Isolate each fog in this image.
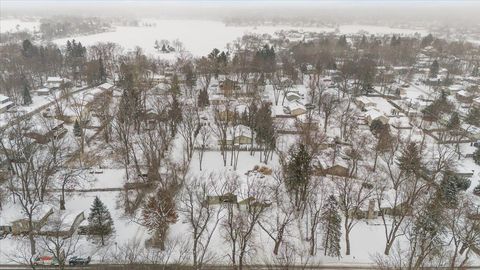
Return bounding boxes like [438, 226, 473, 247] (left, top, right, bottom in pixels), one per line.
[2, 0, 480, 26]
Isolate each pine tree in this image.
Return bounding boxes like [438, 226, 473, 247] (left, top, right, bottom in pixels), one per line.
[98, 57, 107, 83]
[447, 112, 460, 130]
[197, 89, 209, 107]
[88, 196, 114, 246]
[22, 84, 32, 105]
[429, 60, 439, 78]
[284, 144, 313, 209]
[465, 107, 480, 126]
[322, 195, 342, 258]
[439, 177, 458, 208]
[73, 120, 82, 137]
[397, 142, 423, 176]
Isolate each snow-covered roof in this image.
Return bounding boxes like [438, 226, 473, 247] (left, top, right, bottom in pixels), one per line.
[0, 101, 14, 110]
[456, 90, 470, 97]
[36, 88, 50, 93]
[226, 124, 253, 140]
[288, 102, 306, 112]
[0, 95, 10, 103]
[355, 96, 375, 106]
[448, 84, 464, 92]
[364, 109, 388, 123]
[98, 82, 114, 90]
[47, 77, 63, 82]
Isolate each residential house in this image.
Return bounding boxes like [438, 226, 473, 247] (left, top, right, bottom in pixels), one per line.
[206, 193, 237, 205]
[286, 92, 302, 102]
[222, 124, 254, 146]
[98, 82, 114, 92]
[355, 96, 376, 110]
[456, 90, 473, 103]
[25, 119, 67, 144]
[0, 95, 14, 113]
[38, 212, 85, 238]
[219, 79, 239, 96]
[36, 88, 51, 96]
[364, 109, 389, 125]
[473, 97, 480, 109]
[288, 102, 307, 116]
[238, 197, 272, 211]
[46, 77, 64, 90]
[11, 207, 54, 235]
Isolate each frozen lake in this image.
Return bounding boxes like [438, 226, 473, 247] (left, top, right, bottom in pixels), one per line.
[50, 19, 427, 57]
[0, 18, 427, 57]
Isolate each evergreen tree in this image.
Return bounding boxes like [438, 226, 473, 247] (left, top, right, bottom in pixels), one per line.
[22, 84, 32, 105]
[429, 60, 439, 78]
[98, 57, 107, 83]
[22, 39, 36, 58]
[169, 74, 181, 96]
[197, 89, 209, 107]
[87, 196, 114, 246]
[284, 143, 313, 209]
[322, 195, 342, 258]
[472, 64, 479, 77]
[421, 34, 434, 48]
[465, 107, 480, 126]
[337, 35, 348, 48]
[439, 177, 458, 208]
[397, 142, 423, 176]
[447, 112, 460, 130]
[73, 120, 82, 137]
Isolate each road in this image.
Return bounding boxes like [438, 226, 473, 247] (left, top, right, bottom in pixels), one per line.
[2, 264, 480, 270]
[0, 264, 376, 270]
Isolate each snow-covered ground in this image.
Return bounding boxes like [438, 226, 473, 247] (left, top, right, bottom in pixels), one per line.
[0, 19, 39, 33]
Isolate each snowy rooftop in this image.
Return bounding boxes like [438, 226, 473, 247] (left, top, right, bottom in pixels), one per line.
[0, 94, 10, 103]
[46, 77, 63, 82]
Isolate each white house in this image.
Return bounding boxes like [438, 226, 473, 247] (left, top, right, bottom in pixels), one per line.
[98, 82, 114, 91]
[355, 96, 376, 110]
[46, 77, 64, 89]
[364, 109, 389, 125]
[36, 88, 51, 96]
[288, 102, 307, 116]
[0, 95, 14, 113]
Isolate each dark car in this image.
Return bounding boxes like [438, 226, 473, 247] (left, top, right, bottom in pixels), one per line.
[69, 256, 91, 266]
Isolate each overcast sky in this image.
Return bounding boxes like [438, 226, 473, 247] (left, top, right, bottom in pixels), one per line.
[1, 1, 479, 25]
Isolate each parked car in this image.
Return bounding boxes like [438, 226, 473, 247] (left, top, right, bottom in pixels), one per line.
[69, 256, 91, 266]
[34, 256, 59, 266]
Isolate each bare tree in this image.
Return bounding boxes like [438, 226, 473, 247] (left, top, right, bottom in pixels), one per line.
[196, 124, 210, 171]
[258, 171, 295, 255]
[179, 174, 223, 269]
[222, 174, 269, 270]
[336, 176, 373, 255]
[178, 105, 200, 162]
[39, 213, 81, 269]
